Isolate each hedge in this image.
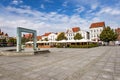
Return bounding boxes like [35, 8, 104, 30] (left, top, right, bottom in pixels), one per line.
[70, 43, 98, 48]
[56, 43, 98, 48]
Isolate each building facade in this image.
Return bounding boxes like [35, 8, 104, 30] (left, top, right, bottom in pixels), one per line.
[115, 28, 120, 41]
[23, 33, 33, 39]
[41, 32, 51, 41]
[78, 30, 89, 40]
[66, 27, 80, 40]
[66, 27, 89, 40]
[37, 36, 42, 41]
[48, 33, 57, 41]
[89, 22, 105, 42]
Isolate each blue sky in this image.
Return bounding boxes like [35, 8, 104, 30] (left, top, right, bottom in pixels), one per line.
[0, 0, 120, 36]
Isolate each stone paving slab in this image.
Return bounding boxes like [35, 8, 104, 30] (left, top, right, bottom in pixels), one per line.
[0, 46, 120, 80]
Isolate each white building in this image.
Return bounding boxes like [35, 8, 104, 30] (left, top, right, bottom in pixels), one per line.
[79, 30, 89, 40]
[66, 27, 89, 40]
[48, 33, 57, 41]
[66, 27, 80, 40]
[41, 32, 51, 41]
[89, 22, 105, 42]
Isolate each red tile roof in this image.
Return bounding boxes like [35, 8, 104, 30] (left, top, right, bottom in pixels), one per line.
[37, 36, 42, 40]
[72, 27, 80, 32]
[0, 29, 8, 36]
[115, 28, 120, 40]
[117, 35, 120, 41]
[5, 33, 8, 36]
[23, 33, 33, 38]
[0, 32, 4, 35]
[90, 22, 105, 28]
[115, 28, 120, 34]
[43, 32, 51, 36]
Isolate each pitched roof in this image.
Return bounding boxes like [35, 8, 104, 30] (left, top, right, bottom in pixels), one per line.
[37, 36, 42, 40]
[5, 33, 8, 36]
[43, 32, 51, 36]
[0, 29, 8, 36]
[118, 35, 120, 40]
[115, 28, 120, 32]
[90, 22, 105, 28]
[115, 28, 120, 34]
[66, 29, 72, 33]
[72, 27, 80, 32]
[23, 33, 33, 38]
[1, 32, 4, 35]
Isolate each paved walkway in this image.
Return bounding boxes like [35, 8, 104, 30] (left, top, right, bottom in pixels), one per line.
[0, 46, 120, 80]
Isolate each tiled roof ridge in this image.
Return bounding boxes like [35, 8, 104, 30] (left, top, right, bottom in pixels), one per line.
[90, 22, 105, 28]
[72, 27, 80, 32]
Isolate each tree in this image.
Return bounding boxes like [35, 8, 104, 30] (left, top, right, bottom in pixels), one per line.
[100, 26, 117, 43]
[0, 39, 2, 43]
[8, 38, 16, 46]
[56, 32, 67, 41]
[0, 38, 7, 47]
[74, 33, 82, 40]
[44, 38, 48, 41]
[21, 37, 29, 45]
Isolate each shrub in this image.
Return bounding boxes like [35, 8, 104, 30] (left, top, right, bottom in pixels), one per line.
[69, 43, 98, 48]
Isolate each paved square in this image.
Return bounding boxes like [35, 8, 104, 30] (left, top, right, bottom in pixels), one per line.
[0, 46, 120, 80]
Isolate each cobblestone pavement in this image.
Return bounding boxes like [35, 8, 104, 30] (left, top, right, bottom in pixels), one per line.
[0, 46, 120, 80]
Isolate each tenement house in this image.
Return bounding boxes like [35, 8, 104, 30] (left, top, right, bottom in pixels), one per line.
[89, 22, 105, 42]
[66, 27, 80, 40]
[66, 27, 89, 40]
[41, 32, 51, 41]
[115, 28, 120, 41]
[48, 32, 57, 41]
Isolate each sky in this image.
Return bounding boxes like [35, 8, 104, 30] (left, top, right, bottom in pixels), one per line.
[0, 0, 120, 37]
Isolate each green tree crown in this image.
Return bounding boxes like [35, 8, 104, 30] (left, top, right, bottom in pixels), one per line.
[74, 33, 82, 40]
[56, 32, 67, 41]
[100, 26, 117, 42]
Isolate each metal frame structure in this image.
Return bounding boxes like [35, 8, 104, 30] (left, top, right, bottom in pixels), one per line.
[17, 27, 37, 52]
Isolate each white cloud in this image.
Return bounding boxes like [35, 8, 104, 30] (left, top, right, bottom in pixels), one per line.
[20, 5, 31, 9]
[0, 5, 120, 37]
[44, 0, 53, 3]
[40, 4, 45, 9]
[11, 0, 23, 5]
[69, 0, 99, 7]
[12, 0, 18, 5]
[89, 6, 120, 28]
[0, 6, 90, 36]
[98, 7, 120, 15]
[5, 6, 44, 17]
[74, 6, 85, 13]
[62, 1, 68, 7]
[91, 4, 98, 10]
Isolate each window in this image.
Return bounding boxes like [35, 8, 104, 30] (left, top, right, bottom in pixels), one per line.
[68, 34, 70, 36]
[91, 30, 92, 33]
[97, 34, 99, 37]
[97, 29, 98, 32]
[69, 34, 70, 36]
